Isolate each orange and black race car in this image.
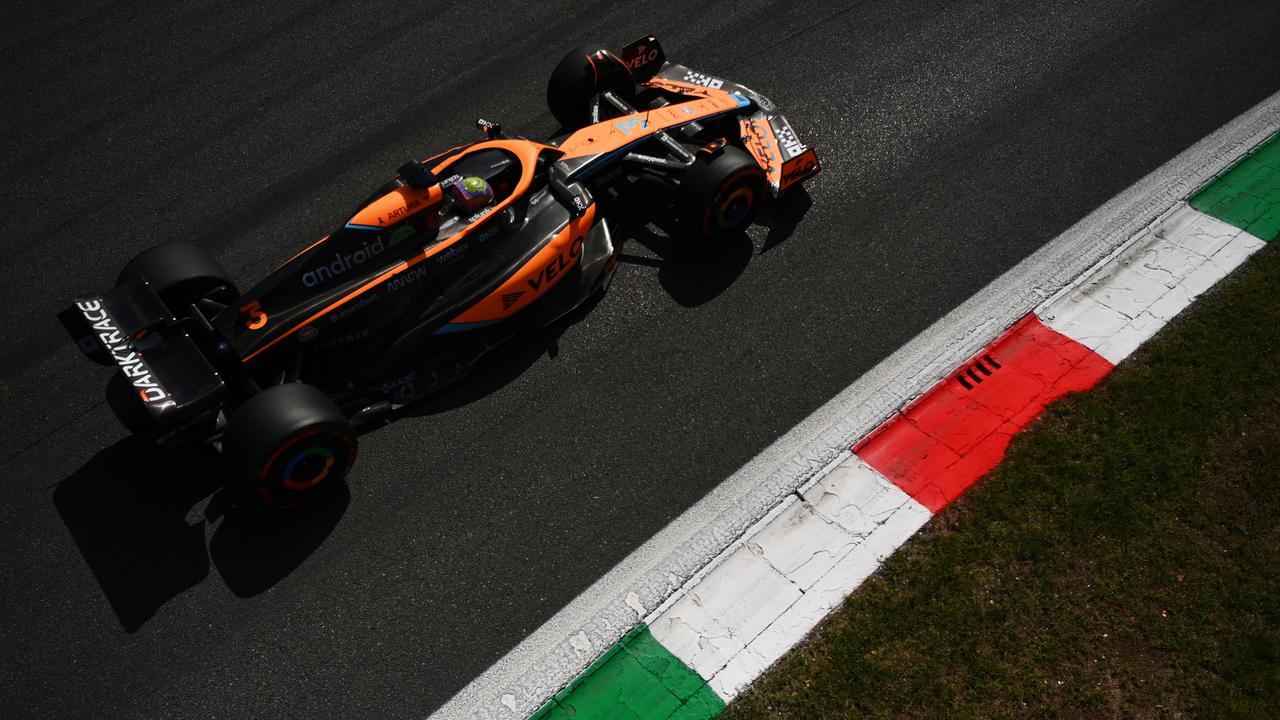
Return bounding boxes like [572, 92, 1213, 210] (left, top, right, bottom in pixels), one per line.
[58, 36, 820, 508]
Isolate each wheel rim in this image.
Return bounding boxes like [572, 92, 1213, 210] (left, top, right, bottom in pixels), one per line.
[717, 186, 756, 230]
[258, 427, 355, 505]
[281, 445, 337, 490]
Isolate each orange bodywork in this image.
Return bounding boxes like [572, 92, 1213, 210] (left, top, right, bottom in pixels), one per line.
[451, 203, 597, 324]
[558, 94, 742, 159]
[644, 76, 723, 100]
[243, 139, 554, 362]
[739, 114, 784, 189]
[348, 183, 445, 229]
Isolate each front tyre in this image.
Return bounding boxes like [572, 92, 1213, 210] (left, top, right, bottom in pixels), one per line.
[546, 46, 633, 130]
[224, 383, 357, 510]
[678, 147, 768, 244]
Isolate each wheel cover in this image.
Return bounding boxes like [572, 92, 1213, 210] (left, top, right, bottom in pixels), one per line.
[259, 427, 355, 501]
[718, 186, 756, 229]
[281, 445, 337, 490]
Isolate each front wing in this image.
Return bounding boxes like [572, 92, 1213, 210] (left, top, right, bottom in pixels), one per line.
[644, 63, 821, 195]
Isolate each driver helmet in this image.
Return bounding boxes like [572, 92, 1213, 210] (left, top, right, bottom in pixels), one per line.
[451, 176, 494, 212]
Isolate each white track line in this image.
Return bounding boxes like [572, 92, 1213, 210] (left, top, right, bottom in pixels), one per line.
[428, 90, 1280, 720]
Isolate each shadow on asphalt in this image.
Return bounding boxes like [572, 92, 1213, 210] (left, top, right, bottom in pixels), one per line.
[53, 437, 347, 632]
[613, 176, 813, 305]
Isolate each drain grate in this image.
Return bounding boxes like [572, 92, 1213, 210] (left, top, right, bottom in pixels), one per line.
[956, 353, 1002, 390]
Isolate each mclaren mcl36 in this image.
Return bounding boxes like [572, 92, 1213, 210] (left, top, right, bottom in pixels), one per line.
[60, 36, 821, 509]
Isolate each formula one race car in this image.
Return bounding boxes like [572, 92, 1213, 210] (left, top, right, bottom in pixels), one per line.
[59, 36, 820, 508]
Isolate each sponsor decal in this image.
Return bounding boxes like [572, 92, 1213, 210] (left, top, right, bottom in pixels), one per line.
[622, 43, 655, 70]
[383, 196, 424, 224]
[318, 328, 371, 349]
[386, 263, 429, 293]
[75, 299, 175, 410]
[774, 119, 808, 159]
[682, 70, 724, 90]
[527, 236, 584, 293]
[465, 206, 494, 224]
[742, 116, 782, 179]
[625, 45, 659, 71]
[782, 153, 820, 187]
[380, 371, 417, 400]
[329, 293, 378, 322]
[388, 225, 416, 246]
[435, 241, 469, 264]
[298, 325, 319, 343]
[501, 291, 525, 310]
[475, 226, 500, 244]
[741, 87, 776, 111]
[302, 236, 386, 288]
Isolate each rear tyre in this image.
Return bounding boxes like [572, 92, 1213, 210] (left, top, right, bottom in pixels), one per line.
[677, 147, 768, 244]
[547, 46, 633, 130]
[223, 383, 358, 510]
[116, 242, 239, 314]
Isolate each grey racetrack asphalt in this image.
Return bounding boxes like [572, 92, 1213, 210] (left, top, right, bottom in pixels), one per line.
[2, 1, 1278, 717]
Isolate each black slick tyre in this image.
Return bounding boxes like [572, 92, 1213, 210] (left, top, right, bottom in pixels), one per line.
[678, 147, 768, 244]
[116, 242, 239, 314]
[223, 383, 357, 510]
[547, 46, 633, 130]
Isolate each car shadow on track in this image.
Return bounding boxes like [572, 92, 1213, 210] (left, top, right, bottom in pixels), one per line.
[612, 178, 814, 307]
[54, 437, 347, 632]
[399, 285, 607, 418]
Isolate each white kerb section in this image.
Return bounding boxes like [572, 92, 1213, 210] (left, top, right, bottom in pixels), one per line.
[1038, 204, 1267, 363]
[645, 454, 931, 702]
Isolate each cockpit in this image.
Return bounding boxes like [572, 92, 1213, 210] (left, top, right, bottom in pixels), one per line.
[434, 148, 524, 237]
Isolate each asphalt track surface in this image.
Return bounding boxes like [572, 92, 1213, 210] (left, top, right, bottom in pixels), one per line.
[2, 1, 1279, 717]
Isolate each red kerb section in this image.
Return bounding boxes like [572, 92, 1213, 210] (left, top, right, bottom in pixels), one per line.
[855, 314, 1114, 513]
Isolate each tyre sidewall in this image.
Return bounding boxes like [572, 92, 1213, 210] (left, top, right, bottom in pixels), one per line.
[250, 423, 357, 509]
[225, 384, 357, 510]
[680, 148, 767, 243]
[698, 166, 766, 242]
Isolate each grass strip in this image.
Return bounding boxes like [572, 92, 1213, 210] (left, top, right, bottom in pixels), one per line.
[724, 241, 1280, 719]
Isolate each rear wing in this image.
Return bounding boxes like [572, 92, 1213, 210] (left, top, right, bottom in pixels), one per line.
[58, 276, 227, 428]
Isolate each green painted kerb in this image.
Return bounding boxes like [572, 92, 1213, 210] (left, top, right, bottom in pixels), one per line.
[530, 624, 725, 720]
[1190, 132, 1280, 242]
